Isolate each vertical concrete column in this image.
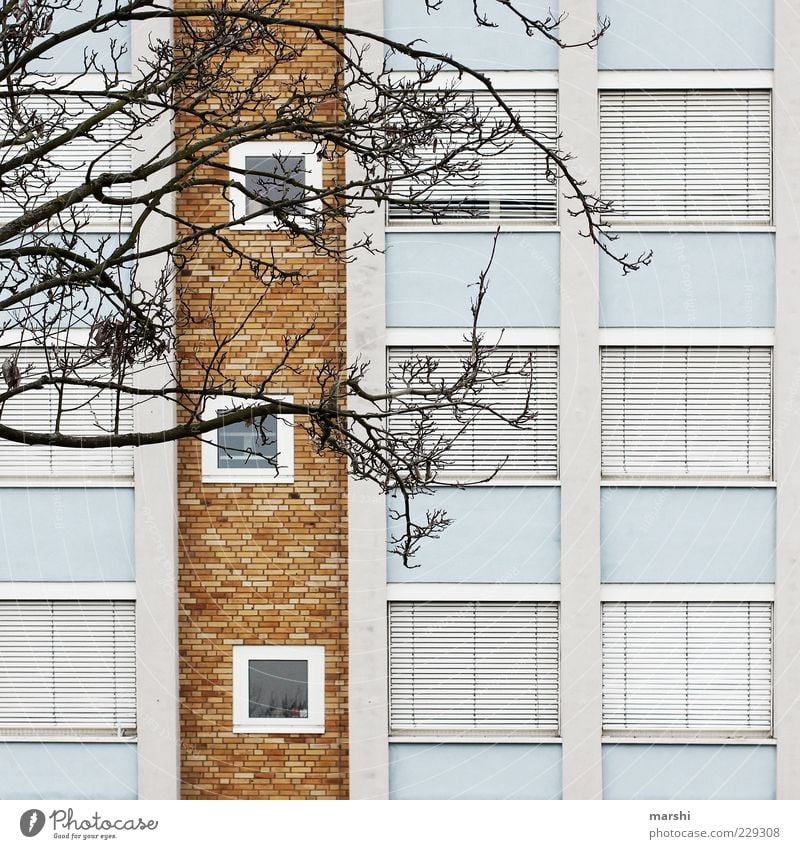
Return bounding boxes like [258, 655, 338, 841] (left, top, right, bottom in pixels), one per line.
[773, 0, 800, 802]
[558, 1, 602, 800]
[345, 0, 390, 800]
[131, 11, 180, 799]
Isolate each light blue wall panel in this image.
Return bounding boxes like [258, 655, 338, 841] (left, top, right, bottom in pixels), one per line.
[390, 743, 561, 799]
[603, 744, 775, 800]
[0, 743, 137, 799]
[601, 487, 775, 583]
[5, 234, 131, 329]
[37, 2, 131, 73]
[598, 1, 773, 70]
[0, 489, 134, 581]
[385, 1, 557, 70]
[388, 487, 560, 582]
[386, 232, 559, 327]
[600, 233, 775, 328]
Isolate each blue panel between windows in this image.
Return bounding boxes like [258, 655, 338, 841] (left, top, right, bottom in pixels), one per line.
[603, 744, 776, 800]
[0, 488, 134, 581]
[598, 0, 773, 70]
[384, 0, 558, 71]
[0, 743, 137, 800]
[38, 2, 132, 73]
[388, 486, 560, 582]
[600, 233, 775, 329]
[389, 743, 562, 800]
[386, 232, 560, 328]
[601, 487, 775, 584]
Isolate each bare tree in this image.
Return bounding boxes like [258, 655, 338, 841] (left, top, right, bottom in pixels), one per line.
[0, 0, 647, 564]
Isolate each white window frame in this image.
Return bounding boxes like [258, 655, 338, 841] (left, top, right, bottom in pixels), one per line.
[600, 585, 774, 742]
[598, 82, 772, 226]
[200, 395, 294, 484]
[384, 76, 559, 231]
[387, 584, 560, 740]
[228, 141, 322, 229]
[385, 328, 560, 484]
[0, 583, 137, 741]
[0, 337, 135, 486]
[233, 645, 325, 734]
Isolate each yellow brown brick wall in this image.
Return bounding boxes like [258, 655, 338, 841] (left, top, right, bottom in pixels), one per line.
[175, 0, 348, 799]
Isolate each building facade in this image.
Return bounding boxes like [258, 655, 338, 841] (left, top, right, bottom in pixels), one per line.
[2, 0, 800, 803]
[0, 8, 179, 799]
[175, 0, 349, 798]
[348, 0, 800, 801]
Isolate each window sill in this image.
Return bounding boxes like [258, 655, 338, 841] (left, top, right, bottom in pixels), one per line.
[601, 479, 776, 488]
[386, 221, 560, 233]
[390, 735, 561, 744]
[201, 474, 295, 485]
[602, 735, 775, 746]
[602, 222, 775, 233]
[233, 724, 325, 735]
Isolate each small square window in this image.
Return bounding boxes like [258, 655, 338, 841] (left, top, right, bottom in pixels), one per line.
[229, 142, 322, 229]
[233, 646, 325, 733]
[200, 395, 294, 483]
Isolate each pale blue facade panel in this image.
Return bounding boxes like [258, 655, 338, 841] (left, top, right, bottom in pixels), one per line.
[601, 487, 775, 583]
[390, 743, 561, 799]
[0, 488, 134, 581]
[598, 1, 773, 70]
[386, 232, 559, 327]
[600, 233, 775, 328]
[388, 486, 560, 582]
[0, 743, 137, 799]
[40, 3, 131, 73]
[603, 744, 776, 800]
[385, 1, 557, 70]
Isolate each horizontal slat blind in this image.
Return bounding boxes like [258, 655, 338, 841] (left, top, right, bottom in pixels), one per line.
[387, 346, 558, 478]
[0, 600, 136, 731]
[389, 601, 559, 732]
[0, 347, 134, 478]
[600, 89, 771, 221]
[601, 346, 772, 478]
[0, 96, 132, 225]
[388, 90, 558, 221]
[602, 601, 772, 732]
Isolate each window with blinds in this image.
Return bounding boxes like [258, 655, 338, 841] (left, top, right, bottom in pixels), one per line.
[0, 347, 134, 479]
[602, 601, 772, 733]
[388, 90, 558, 221]
[600, 89, 771, 222]
[387, 346, 559, 479]
[0, 600, 137, 733]
[0, 95, 133, 226]
[601, 346, 772, 479]
[388, 601, 559, 733]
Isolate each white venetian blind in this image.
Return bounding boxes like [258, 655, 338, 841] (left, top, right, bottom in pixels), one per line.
[0, 600, 137, 732]
[0, 347, 134, 478]
[600, 89, 771, 221]
[0, 94, 132, 226]
[601, 346, 772, 479]
[389, 601, 559, 733]
[387, 346, 558, 479]
[602, 601, 772, 733]
[388, 90, 558, 221]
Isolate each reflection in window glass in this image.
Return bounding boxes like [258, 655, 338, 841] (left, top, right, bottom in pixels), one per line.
[244, 155, 307, 217]
[216, 411, 277, 469]
[248, 659, 309, 719]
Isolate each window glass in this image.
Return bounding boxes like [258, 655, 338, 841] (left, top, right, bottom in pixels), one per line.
[215, 411, 278, 469]
[248, 659, 309, 719]
[244, 155, 307, 217]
